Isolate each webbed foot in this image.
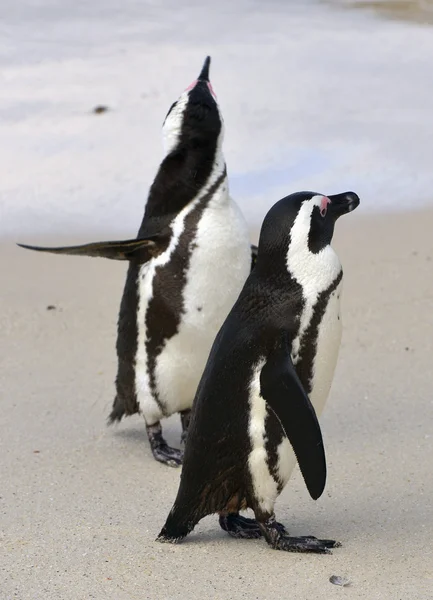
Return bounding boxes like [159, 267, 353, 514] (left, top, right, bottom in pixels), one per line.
[258, 515, 341, 554]
[146, 422, 182, 467]
[219, 513, 286, 539]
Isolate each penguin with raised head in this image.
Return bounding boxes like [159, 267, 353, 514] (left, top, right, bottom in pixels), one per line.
[157, 190, 360, 553]
[18, 56, 255, 467]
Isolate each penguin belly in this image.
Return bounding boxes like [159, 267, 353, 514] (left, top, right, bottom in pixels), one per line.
[137, 200, 251, 425]
[248, 282, 343, 511]
[307, 279, 343, 417]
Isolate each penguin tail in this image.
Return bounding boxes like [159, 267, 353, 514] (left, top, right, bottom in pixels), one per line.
[107, 397, 125, 424]
[107, 390, 141, 425]
[156, 504, 198, 544]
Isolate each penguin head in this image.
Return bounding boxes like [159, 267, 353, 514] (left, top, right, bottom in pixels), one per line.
[257, 191, 360, 277]
[162, 56, 223, 156]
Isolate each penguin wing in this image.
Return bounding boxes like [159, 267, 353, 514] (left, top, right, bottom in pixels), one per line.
[17, 236, 166, 263]
[260, 341, 326, 500]
[250, 245, 258, 270]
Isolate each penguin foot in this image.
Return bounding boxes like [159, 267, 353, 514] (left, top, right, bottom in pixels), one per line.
[151, 443, 183, 467]
[146, 422, 183, 467]
[219, 513, 286, 539]
[258, 515, 341, 554]
[219, 514, 262, 539]
[272, 536, 341, 554]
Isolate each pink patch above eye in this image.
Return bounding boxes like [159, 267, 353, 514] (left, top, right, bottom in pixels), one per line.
[207, 82, 217, 98]
[320, 196, 331, 217]
[184, 80, 217, 98]
[185, 79, 198, 92]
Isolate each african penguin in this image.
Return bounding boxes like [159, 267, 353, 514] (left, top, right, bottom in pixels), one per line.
[18, 56, 255, 467]
[157, 190, 360, 553]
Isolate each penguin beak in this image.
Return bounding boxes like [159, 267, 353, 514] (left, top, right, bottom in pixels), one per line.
[328, 192, 360, 218]
[185, 56, 216, 99]
[198, 56, 211, 82]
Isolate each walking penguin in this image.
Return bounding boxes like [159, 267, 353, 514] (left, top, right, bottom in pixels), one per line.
[157, 190, 360, 552]
[18, 57, 255, 466]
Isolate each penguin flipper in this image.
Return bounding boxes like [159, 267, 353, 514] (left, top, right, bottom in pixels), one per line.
[260, 338, 327, 501]
[17, 236, 165, 263]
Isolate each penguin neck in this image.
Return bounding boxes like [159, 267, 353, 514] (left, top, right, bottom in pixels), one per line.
[285, 203, 343, 297]
[254, 240, 342, 307]
[286, 240, 342, 299]
[143, 135, 227, 223]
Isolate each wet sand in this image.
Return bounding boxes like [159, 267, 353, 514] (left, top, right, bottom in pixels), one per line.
[1, 208, 433, 599]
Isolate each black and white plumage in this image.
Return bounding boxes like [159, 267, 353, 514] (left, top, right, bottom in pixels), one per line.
[18, 57, 255, 466]
[158, 190, 360, 553]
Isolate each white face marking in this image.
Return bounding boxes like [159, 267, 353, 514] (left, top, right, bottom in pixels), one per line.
[287, 195, 341, 293]
[161, 85, 224, 157]
[161, 92, 189, 156]
[287, 195, 342, 360]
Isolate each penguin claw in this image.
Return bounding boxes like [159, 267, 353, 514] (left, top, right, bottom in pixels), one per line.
[146, 422, 183, 467]
[258, 517, 340, 554]
[151, 444, 183, 467]
[272, 535, 341, 554]
[290, 535, 342, 548]
[219, 514, 262, 539]
[296, 536, 342, 549]
[219, 514, 287, 539]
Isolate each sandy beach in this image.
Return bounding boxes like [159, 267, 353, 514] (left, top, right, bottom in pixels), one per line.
[2, 0, 433, 597]
[1, 208, 432, 599]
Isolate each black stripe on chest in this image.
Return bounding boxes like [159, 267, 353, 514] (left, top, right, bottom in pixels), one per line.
[265, 269, 343, 487]
[113, 262, 141, 415]
[145, 170, 227, 413]
[294, 269, 343, 394]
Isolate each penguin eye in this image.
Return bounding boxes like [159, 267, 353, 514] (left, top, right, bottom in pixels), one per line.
[319, 197, 330, 218]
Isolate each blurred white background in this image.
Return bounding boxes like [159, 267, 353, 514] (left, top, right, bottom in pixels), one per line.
[1, 0, 432, 238]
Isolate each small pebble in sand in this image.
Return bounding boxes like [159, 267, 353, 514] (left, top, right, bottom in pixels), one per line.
[329, 575, 351, 587]
[46, 305, 56, 310]
[93, 105, 109, 114]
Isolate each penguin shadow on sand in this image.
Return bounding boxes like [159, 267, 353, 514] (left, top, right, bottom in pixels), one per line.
[18, 56, 257, 468]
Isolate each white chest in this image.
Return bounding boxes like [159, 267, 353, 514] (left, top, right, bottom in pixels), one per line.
[307, 279, 343, 415]
[293, 277, 343, 416]
[134, 180, 250, 423]
[247, 277, 344, 511]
